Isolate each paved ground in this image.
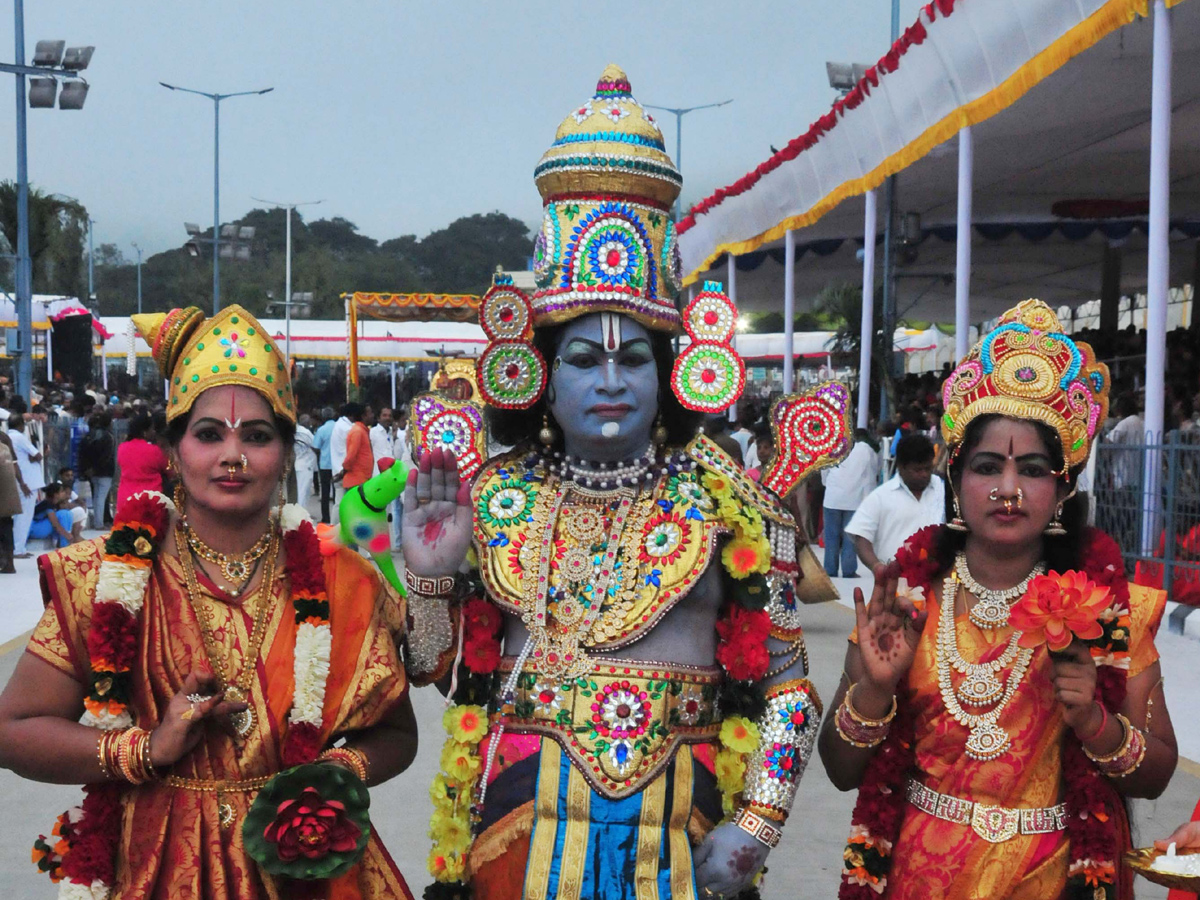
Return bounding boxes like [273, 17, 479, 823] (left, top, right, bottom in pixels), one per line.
[0, 545, 1194, 896]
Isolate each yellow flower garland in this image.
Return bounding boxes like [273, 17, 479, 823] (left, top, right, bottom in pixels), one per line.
[715, 715, 762, 819]
[427, 704, 488, 883]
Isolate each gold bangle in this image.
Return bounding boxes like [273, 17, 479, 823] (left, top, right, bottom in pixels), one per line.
[1084, 713, 1132, 764]
[845, 684, 898, 727]
[97, 730, 115, 779]
[318, 748, 368, 783]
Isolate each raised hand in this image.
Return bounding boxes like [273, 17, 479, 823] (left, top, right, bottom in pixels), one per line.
[692, 822, 769, 899]
[853, 560, 927, 696]
[149, 669, 248, 768]
[401, 448, 473, 578]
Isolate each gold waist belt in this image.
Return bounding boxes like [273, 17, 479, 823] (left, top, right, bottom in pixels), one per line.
[906, 779, 1067, 844]
[164, 774, 272, 792]
[493, 657, 722, 800]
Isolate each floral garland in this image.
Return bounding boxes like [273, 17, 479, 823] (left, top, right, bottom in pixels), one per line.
[423, 465, 781, 899]
[838, 524, 1133, 900]
[426, 592, 502, 895]
[35, 498, 332, 900]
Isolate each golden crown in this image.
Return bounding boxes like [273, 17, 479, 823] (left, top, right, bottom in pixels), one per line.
[941, 299, 1109, 469]
[529, 64, 684, 333]
[131, 305, 295, 423]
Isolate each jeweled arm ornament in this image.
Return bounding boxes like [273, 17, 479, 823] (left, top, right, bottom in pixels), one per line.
[738, 678, 822, 839]
[403, 570, 460, 683]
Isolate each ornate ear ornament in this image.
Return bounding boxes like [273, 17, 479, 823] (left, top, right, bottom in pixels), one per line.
[670, 281, 746, 413]
[762, 382, 853, 499]
[407, 393, 488, 482]
[476, 275, 547, 410]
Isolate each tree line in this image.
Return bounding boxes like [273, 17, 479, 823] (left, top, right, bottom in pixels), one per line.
[0, 182, 534, 319]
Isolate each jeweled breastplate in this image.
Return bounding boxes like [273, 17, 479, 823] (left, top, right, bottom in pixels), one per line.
[473, 449, 725, 682]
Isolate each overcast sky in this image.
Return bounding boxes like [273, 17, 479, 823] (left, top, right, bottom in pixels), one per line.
[1, 1, 925, 258]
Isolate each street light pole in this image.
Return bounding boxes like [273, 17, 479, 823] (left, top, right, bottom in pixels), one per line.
[132, 243, 143, 314]
[160, 82, 273, 315]
[643, 99, 733, 220]
[87, 216, 95, 303]
[12, 0, 32, 402]
[251, 197, 322, 364]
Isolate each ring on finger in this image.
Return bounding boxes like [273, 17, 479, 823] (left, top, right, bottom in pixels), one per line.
[186, 693, 215, 704]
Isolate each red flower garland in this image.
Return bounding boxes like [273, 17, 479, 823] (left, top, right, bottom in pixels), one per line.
[280, 519, 331, 767]
[715, 606, 772, 681]
[839, 525, 1133, 900]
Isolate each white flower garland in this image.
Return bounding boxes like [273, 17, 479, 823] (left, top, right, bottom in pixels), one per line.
[280, 503, 332, 735]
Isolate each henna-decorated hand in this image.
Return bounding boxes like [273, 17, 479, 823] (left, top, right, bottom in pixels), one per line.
[400, 447, 473, 578]
[853, 561, 927, 697]
[692, 822, 769, 898]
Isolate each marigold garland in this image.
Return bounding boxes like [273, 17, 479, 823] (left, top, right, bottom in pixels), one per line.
[837, 524, 1134, 900]
[38, 498, 334, 900]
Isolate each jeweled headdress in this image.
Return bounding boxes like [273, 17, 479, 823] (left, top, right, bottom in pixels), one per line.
[132, 304, 295, 423]
[530, 64, 683, 333]
[941, 299, 1109, 469]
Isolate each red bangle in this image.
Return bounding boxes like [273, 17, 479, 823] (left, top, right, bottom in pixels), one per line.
[1081, 702, 1109, 744]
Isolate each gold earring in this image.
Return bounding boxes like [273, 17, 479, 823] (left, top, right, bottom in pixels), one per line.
[652, 415, 668, 446]
[173, 481, 187, 516]
[947, 491, 969, 532]
[539, 412, 557, 447]
[1044, 503, 1066, 536]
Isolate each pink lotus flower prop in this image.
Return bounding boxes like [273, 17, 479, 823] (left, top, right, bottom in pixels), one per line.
[1009, 571, 1112, 652]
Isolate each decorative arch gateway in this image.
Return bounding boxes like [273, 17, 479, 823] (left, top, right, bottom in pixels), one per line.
[341, 291, 482, 388]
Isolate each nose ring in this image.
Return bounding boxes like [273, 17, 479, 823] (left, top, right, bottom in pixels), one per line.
[239, 454, 249, 472]
[989, 488, 1000, 501]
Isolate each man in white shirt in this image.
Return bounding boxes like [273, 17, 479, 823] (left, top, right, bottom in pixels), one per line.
[293, 414, 318, 512]
[8, 416, 44, 557]
[846, 432, 944, 571]
[329, 406, 353, 514]
[370, 407, 397, 476]
[821, 429, 880, 577]
[1107, 394, 1145, 490]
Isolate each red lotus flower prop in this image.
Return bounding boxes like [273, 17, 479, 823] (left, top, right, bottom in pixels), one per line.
[264, 787, 361, 862]
[1009, 571, 1112, 652]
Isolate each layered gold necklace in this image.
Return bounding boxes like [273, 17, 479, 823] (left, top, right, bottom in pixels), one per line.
[936, 572, 1034, 761]
[176, 521, 281, 740]
[183, 521, 272, 595]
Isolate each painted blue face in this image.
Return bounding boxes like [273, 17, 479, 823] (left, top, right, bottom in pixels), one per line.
[547, 313, 659, 461]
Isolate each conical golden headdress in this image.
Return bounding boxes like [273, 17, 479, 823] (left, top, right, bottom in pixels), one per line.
[132, 304, 295, 423]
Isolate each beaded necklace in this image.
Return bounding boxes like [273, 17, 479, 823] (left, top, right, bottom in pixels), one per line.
[954, 551, 1045, 629]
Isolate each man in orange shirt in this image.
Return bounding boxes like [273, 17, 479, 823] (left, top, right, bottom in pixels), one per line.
[336, 403, 375, 490]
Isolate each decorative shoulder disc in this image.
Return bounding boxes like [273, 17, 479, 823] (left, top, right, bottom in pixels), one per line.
[762, 382, 853, 499]
[408, 393, 488, 482]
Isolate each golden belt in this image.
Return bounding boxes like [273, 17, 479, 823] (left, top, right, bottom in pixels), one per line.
[164, 774, 272, 792]
[906, 779, 1067, 843]
[493, 657, 722, 800]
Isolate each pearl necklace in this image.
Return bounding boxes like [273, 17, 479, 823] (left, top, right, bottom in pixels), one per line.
[937, 573, 1032, 760]
[538, 448, 694, 492]
[954, 551, 1045, 629]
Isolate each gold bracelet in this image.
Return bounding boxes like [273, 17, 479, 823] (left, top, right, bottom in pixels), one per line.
[318, 748, 368, 783]
[733, 807, 782, 849]
[1084, 713, 1132, 764]
[97, 730, 117, 779]
[844, 684, 898, 727]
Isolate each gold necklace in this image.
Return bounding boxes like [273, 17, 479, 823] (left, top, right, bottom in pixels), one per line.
[954, 551, 1045, 629]
[183, 522, 272, 595]
[936, 573, 1033, 761]
[176, 523, 281, 740]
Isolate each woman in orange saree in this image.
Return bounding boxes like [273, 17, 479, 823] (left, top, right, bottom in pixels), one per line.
[817, 301, 1178, 900]
[0, 305, 417, 899]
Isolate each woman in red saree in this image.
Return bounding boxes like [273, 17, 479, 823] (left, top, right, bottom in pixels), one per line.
[0, 305, 416, 899]
[818, 300, 1178, 900]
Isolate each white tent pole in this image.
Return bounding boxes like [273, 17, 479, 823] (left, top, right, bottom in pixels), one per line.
[783, 229, 796, 393]
[1142, 0, 1172, 555]
[857, 190, 877, 429]
[955, 126, 974, 360]
[390, 360, 397, 410]
[727, 253, 738, 422]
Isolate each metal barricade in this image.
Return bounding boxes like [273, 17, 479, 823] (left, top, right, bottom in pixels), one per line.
[1094, 430, 1200, 600]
